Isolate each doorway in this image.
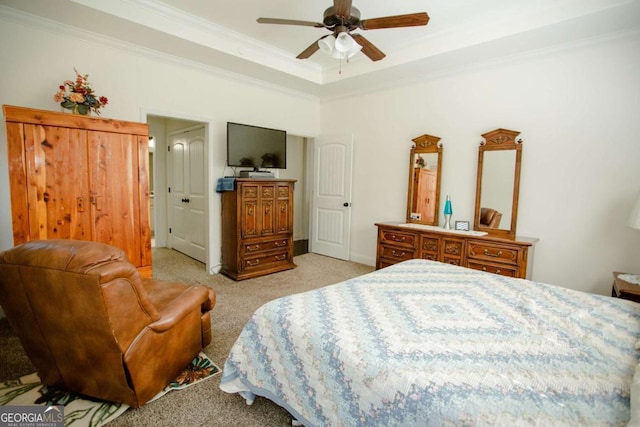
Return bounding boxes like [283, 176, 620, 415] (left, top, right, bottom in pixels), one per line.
[146, 114, 211, 269]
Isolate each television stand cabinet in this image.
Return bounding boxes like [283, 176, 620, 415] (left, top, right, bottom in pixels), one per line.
[220, 179, 296, 280]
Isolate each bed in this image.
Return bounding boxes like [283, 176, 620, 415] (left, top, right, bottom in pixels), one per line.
[220, 259, 640, 426]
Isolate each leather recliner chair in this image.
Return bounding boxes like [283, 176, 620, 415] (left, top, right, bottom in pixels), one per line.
[480, 207, 503, 228]
[0, 239, 216, 407]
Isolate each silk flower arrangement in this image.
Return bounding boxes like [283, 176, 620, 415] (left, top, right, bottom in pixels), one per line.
[54, 68, 108, 115]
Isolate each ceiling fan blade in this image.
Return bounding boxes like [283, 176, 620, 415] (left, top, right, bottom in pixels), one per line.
[296, 35, 329, 59]
[257, 17, 325, 28]
[351, 34, 386, 61]
[360, 12, 429, 30]
[333, 0, 353, 19]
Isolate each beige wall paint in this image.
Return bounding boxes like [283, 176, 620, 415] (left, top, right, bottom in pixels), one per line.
[321, 33, 640, 295]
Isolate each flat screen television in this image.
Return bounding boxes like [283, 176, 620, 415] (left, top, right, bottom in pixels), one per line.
[227, 122, 287, 170]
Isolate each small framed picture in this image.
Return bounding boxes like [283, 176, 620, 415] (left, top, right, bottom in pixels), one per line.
[455, 221, 470, 231]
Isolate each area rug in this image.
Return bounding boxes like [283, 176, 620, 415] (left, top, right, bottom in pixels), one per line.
[0, 352, 220, 427]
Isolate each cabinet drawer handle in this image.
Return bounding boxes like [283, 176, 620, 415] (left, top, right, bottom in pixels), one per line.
[483, 249, 502, 257]
[275, 255, 286, 261]
[391, 250, 406, 258]
[275, 241, 286, 247]
[247, 259, 260, 266]
[390, 235, 405, 242]
[246, 245, 260, 252]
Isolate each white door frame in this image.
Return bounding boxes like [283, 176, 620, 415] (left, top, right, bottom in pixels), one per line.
[141, 108, 219, 275]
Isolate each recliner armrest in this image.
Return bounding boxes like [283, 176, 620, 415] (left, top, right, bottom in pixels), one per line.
[148, 285, 214, 332]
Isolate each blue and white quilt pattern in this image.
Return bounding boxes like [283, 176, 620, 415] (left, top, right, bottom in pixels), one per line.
[220, 260, 640, 426]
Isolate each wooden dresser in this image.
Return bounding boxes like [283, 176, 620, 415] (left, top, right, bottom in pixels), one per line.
[376, 222, 536, 279]
[220, 179, 296, 280]
[4, 105, 152, 277]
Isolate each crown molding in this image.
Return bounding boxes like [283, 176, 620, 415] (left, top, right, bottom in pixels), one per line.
[70, 0, 324, 83]
[0, 5, 321, 103]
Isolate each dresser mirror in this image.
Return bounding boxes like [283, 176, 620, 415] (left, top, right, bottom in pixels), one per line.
[406, 134, 443, 226]
[473, 128, 522, 239]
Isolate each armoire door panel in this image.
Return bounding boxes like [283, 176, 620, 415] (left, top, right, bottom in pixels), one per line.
[6, 122, 31, 244]
[23, 124, 91, 241]
[88, 131, 141, 264]
[241, 199, 258, 239]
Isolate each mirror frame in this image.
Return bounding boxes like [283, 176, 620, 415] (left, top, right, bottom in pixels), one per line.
[473, 128, 522, 240]
[406, 134, 443, 226]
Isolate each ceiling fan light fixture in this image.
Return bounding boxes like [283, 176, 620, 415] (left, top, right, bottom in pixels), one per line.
[318, 35, 335, 55]
[334, 32, 356, 53]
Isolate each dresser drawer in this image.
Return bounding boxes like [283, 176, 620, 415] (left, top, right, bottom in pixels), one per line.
[467, 241, 519, 266]
[380, 229, 417, 249]
[467, 261, 518, 278]
[420, 236, 439, 259]
[442, 238, 464, 258]
[443, 256, 462, 266]
[379, 244, 416, 262]
[242, 238, 289, 256]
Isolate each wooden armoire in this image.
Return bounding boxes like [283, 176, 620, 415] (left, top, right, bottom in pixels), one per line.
[220, 178, 296, 280]
[412, 167, 438, 223]
[3, 105, 152, 277]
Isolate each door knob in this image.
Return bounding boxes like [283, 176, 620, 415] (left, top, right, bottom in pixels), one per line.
[343, 202, 351, 207]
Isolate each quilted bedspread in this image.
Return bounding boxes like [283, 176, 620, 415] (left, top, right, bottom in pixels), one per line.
[220, 260, 640, 426]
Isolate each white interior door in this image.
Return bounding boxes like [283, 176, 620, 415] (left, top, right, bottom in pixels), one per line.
[168, 127, 206, 262]
[310, 134, 353, 260]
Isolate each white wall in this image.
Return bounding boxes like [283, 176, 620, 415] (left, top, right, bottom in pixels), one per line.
[322, 33, 640, 295]
[0, 19, 320, 273]
[1, 14, 639, 297]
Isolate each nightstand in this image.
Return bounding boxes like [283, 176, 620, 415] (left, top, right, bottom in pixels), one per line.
[611, 272, 640, 303]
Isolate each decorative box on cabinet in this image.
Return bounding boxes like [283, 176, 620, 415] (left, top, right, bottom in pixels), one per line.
[376, 222, 536, 279]
[220, 179, 296, 280]
[3, 105, 152, 277]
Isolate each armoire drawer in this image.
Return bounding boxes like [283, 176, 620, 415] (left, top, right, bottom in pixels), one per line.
[242, 238, 289, 256]
[242, 251, 290, 272]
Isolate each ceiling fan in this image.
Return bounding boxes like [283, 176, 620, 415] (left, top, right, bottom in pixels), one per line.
[257, 0, 429, 62]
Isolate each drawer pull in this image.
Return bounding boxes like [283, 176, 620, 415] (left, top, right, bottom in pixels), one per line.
[391, 250, 406, 258]
[483, 249, 503, 257]
[275, 255, 286, 261]
[482, 267, 487, 271]
[390, 235, 406, 242]
[247, 259, 260, 266]
[275, 241, 286, 247]
[246, 245, 260, 252]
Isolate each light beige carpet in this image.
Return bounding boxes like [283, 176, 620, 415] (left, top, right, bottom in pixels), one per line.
[0, 249, 373, 426]
[0, 353, 220, 427]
